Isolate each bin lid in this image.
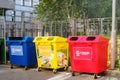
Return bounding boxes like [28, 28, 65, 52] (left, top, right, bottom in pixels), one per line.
[33, 36, 46, 43]
[46, 36, 66, 42]
[6, 36, 34, 42]
[33, 36, 66, 43]
[67, 35, 109, 43]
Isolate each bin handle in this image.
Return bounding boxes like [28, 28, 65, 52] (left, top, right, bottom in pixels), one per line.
[37, 48, 42, 58]
[86, 36, 96, 41]
[47, 37, 54, 41]
[38, 56, 42, 58]
[36, 37, 43, 41]
[70, 37, 78, 41]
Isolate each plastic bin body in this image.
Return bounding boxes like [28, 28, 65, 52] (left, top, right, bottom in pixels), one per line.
[67, 36, 109, 74]
[33, 36, 69, 70]
[6, 37, 36, 66]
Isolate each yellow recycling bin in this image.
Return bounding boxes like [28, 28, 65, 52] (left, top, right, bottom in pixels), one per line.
[33, 36, 69, 73]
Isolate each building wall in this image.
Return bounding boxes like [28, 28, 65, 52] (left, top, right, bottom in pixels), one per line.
[5, 0, 38, 22]
[0, 0, 14, 9]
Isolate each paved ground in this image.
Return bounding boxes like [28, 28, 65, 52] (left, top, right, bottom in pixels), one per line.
[0, 64, 120, 80]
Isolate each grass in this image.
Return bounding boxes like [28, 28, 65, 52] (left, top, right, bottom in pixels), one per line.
[104, 33, 120, 70]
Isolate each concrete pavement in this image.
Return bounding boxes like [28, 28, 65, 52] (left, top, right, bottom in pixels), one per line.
[0, 64, 120, 80]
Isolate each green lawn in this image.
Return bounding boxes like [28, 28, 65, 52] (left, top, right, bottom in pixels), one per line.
[103, 34, 120, 70]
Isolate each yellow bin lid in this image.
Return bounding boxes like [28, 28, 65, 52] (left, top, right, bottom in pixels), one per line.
[33, 36, 66, 43]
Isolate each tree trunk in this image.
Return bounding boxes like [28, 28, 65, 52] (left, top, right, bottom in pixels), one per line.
[69, 18, 78, 36]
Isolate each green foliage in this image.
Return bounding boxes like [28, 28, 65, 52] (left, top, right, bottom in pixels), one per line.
[34, 0, 70, 21]
[83, 0, 112, 18]
[34, 0, 89, 21]
[116, 0, 120, 17]
[34, 0, 120, 21]
[77, 32, 85, 35]
[115, 54, 120, 70]
[107, 38, 120, 70]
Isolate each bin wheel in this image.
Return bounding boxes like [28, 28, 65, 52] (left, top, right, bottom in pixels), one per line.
[25, 66, 28, 70]
[72, 72, 75, 76]
[38, 68, 42, 72]
[79, 72, 82, 75]
[53, 69, 57, 74]
[94, 74, 97, 79]
[64, 66, 68, 71]
[10, 65, 13, 69]
[100, 71, 107, 76]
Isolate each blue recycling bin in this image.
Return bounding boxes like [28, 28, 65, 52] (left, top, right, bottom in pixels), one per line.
[6, 36, 36, 70]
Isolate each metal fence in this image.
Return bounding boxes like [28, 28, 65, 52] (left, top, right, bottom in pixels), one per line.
[79, 17, 120, 35]
[0, 21, 71, 38]
[42, 17, 119, 36]
[41, 21, 71, 37]
[0, 17, 120, 38]
[0, 22, 43, 38]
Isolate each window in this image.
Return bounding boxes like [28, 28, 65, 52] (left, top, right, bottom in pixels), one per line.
[15, 17, 21, 22]
[5, 10, 13, 16]
[31, 0, 38, 7]
[15, 0, 22, 5]
[23, 0, 31, 6]
[33, 0, 38, 6]
[11, 11, 15, 21]
[24, 12, 30, 17]
[15, 11, 22, 16]
[5, 10, 15, 21]
[24, 17, 29, 22]
[6, 16, 12, 21]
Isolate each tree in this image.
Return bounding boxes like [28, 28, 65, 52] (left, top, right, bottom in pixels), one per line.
[34, 0, 120, 36]
[34, 0, 84, 21]
[35, 0, 120, 20]
[34, 0, 85, 35]
[116, 0, 120, 17]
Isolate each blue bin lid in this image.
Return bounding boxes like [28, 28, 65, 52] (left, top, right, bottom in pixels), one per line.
[6, 36, 34, 43]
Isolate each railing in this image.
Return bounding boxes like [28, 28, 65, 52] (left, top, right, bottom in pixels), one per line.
[1, 17, 120, 38]
[0, 22, 41, 38]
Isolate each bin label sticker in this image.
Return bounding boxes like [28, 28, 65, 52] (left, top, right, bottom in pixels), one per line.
[38, 45, 54, 67]
[73, 47, 92, 60]
[58, 50, 68, 67]
[38, 46, 53, 56]
[10, 46, 23, 56]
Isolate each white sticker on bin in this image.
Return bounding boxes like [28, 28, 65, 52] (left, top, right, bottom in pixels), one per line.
[10, 46, 23, 56]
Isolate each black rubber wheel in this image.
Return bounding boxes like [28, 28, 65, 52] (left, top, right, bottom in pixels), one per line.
[79, 72, 82, 75]
[10, 65, 13, 69]
[94, 74, 98, 79]
[25, 66, 28, 70]
[38, 68, 42, 72]
[101, 71, 107, 76]
[64, 66, 68, 71]
[72, 72, 75, 76]
[53, 69, 57, 74]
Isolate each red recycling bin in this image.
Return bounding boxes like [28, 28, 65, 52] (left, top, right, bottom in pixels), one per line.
[67, 36, 109, 79]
